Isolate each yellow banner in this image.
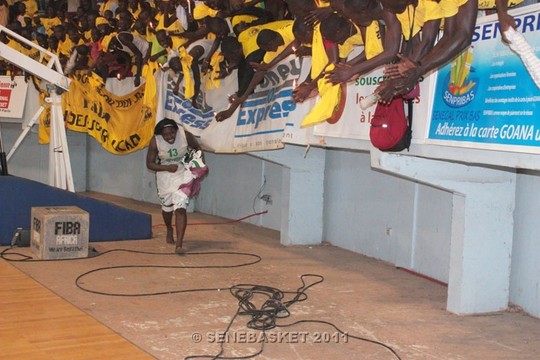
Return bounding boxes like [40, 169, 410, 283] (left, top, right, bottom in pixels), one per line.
[39, 73, 155, 155]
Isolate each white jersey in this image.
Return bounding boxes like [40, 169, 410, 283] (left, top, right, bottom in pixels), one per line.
[116, 31, 150, 58]
[155, 129, 192, 200]
[186, 39, 214, 60]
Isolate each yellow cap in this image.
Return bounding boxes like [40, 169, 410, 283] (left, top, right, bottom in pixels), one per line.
[193, 4, 218, 20]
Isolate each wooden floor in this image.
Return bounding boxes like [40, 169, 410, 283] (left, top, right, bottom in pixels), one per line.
[0, 259, 152, 359]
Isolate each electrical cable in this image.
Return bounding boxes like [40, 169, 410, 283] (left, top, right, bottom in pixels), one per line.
[0, 248, 402, 360]
[252, 175, 267, 214]
[74, 250, 262, 297]
[152, 210, 268, 228]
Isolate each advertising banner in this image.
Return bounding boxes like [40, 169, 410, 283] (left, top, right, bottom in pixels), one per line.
[427, 4, 540, 153]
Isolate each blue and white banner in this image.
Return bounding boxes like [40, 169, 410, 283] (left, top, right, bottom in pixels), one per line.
[427, 4, 540, 152]
[162, 56, 300, 153]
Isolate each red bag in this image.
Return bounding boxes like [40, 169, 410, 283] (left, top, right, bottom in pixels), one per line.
[369, 97, 412, 152]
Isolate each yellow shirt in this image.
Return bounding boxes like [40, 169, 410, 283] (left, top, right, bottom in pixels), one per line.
[155, 13, 184, 34]
[397, 0, 444, 40]
[58, 37, 75, 57]
[193, 4, 219, 21]
[478, 0, 523, 9]
[23, 0, 38, 17]
[435, 0, 468, 18]
[263, 23, 295, 63]
[7, 39, 23, 53]
[41, 17, 62, 36]
[237, 20, 293, 57]
[20, 44, 41, 61]
[231, 14, 258, 29]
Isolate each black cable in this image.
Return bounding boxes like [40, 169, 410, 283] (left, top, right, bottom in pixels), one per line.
[1, 246, 32, 261]
[276, 320, 402, 360]
[1, 246, 401, 359]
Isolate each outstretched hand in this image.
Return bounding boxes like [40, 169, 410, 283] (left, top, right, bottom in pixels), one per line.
[376, 77, 418, 103]
[327, 63, 358, 84]
[215, 108, 235, 122]
[498, 13, 517, 43]
[304, 7, 333, 27]
[292, 81, 317, 103]
[384, 54, 419, 79]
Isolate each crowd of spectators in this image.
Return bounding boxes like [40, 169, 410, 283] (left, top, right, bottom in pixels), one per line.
[0, 0, 526, 120]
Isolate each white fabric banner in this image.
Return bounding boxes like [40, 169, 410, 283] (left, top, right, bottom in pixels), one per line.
[162, 56, 301, 153]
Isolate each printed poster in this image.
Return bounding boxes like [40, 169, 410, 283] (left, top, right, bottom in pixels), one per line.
[0, 76, 28, 118]
[427, 4, 540, 153]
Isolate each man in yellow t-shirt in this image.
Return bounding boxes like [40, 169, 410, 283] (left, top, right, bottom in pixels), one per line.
[215, 20, 298, 122]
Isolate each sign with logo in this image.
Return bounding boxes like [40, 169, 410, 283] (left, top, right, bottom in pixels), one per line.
[427, 5, 540, 152]
[0, 76, 28, 118]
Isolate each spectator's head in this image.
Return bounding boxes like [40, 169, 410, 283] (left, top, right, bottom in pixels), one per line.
[205, 17, 229, 37]
[204, 0, 222, 10]
[13, 1, 26, 16]
[256, 29, 284, 52]
[293, 17, 314, 45]
[156, 29, 171, 48]
[46, 5, 55, 18]
[91, 27, 101, 42]
[320, 13, 352, 45]
[53, 25, 66, 41]
[56, 8, 65, 21]
[104, 10, 114, 21]
[96, 16, 112, 35]
[220, 35, 243, 63]
[33, 15, 42, 27]
[343, 0, 380, 26]
[76, 44, 90, 56]
[117, 11, 133, 31]
[47, 34, 58, 50]
[67, 25, 81, 43]
[133, 18, 148, 34]
[76, 6, 86, 20]
[35, 32, 48, 48]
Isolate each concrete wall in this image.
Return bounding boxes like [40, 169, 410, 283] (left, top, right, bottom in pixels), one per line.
[323, 149, 452, 283]
[195, 152, 282, 230]
[511, 169, 540, 316]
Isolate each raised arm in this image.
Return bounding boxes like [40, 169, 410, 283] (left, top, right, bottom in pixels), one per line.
[378, 0, 478, 100]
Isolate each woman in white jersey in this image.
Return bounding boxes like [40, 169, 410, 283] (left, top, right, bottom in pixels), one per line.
[146, 118, 202, 254]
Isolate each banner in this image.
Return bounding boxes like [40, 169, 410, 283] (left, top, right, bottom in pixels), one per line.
[427, 4, 540, 153]
[39, 73, 155, 155]
[0, 76, 28, 118]
[163, 56, 301, 153]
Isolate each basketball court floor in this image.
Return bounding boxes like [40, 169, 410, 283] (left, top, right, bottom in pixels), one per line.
[1, 192, 539, 359]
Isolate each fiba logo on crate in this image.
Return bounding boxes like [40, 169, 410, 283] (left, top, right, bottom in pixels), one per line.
[31, 206, 89, 259]
[55, 221, 81, 245]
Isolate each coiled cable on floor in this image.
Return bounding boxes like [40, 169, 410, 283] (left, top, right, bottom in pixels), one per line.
[186, 274, 401, 360]
[0, 247, 401, 360]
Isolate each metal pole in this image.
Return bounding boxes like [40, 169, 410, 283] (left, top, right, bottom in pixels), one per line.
[0, 123, 7, 175]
